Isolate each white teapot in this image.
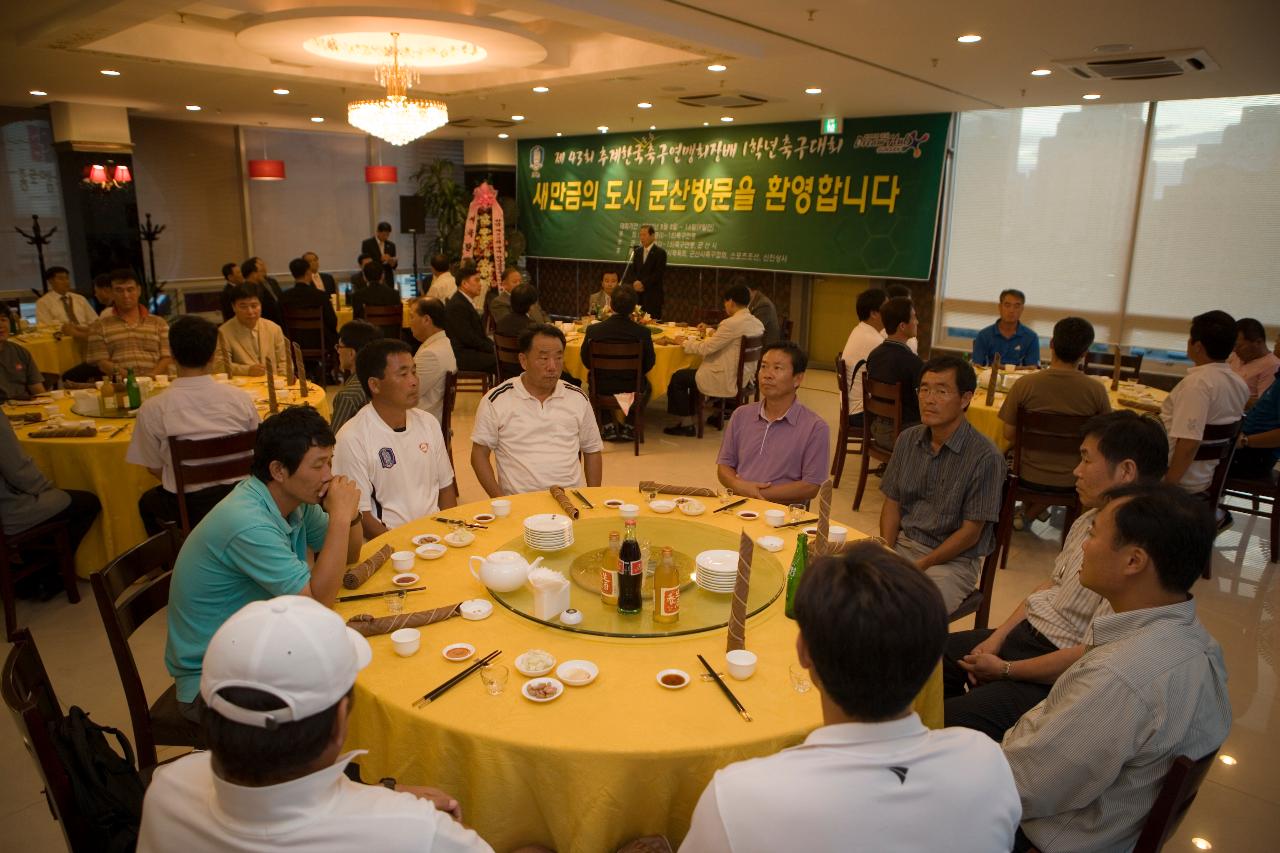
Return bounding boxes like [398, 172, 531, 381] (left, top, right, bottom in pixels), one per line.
[469, 551, 543, 593]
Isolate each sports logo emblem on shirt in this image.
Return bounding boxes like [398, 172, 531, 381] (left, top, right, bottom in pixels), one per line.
[888, 766, 909, 784]
[378, 447, 397, 469]
[419, 442, 430, 453]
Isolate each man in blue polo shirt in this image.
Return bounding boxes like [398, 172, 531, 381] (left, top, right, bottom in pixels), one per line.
[165, 406, 365, 720]
[716, 342, 829, 503]
[1229, 365, 1280, 480]
[972, 289, 1041, 367]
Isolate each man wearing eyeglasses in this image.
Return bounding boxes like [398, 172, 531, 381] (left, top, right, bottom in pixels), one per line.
[879, 356, 1006, 614]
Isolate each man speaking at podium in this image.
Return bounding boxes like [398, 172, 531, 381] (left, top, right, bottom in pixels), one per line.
[629, 225, 667, 320]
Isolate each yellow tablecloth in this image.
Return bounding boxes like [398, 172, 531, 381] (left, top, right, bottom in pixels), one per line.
[7, 377, 330, 577]
[10, 329, 85, 376]
[966, 377, 1168, 452]
[339, 487, 942, 852]
[564, 330, 702, 400]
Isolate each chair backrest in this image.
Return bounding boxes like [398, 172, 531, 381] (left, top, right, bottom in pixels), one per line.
[1083, 350, 1144, 379]
[441, 370, 457, 460]
[1195, 419, 1241, 505]
[89, 529, 182, 770]
[835, 355, 851, 415]
[168, 429, 257, 534]
[363, 303, 404, 339]
[493, 333, 523, 382]
[585, 339, 645, 397]
[1011, 409, 1095, 478]
[734, 334, 766, 397]
[861, 377, 905, 456]
[281, 305, 328, 356]
[1133, 752, 1218, 853]
[2, 629, 95, 851]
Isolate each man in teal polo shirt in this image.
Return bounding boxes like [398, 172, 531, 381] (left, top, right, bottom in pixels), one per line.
[165, 406, 365, 720]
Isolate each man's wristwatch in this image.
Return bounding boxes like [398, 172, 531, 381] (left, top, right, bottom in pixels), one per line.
[1001, 661, 1013, 680]
[379, 777, 397, 790]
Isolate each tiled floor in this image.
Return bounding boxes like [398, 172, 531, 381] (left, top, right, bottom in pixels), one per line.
[2, 370, 1277, 852]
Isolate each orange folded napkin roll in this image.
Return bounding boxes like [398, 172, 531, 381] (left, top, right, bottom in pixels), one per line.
[549, 485, 579, 520]
[346, 603, 463, 636]
[639, 481, 718, 498]
[342, 544, 393, 590]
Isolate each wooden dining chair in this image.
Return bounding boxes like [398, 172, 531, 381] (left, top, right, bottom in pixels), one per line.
[90, 528, 204, 770]
[1195, 419, 1242, 578]
[168, 429, 257, 535]
[493, 333, 523, 383]
[1220, 468, 1279, 563]
[281, 305, 336, 383]
[830, 355, 866, 488]
[693, 334, 765, 438]
[584, 339, 647, 456]
[1083, 349, 1144, 380]
[441, 371, 458, 462]
[852, 378, 904, 511]
[0, 516, 80, 642]
[947, 478, 1013, 629]
[363, 303, 406, 342]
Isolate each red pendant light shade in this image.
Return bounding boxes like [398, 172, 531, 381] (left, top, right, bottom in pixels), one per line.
[364, 165, 398, 184]
[248, 159, 286, 180]
[87, 164, 109, 184]
[112, 164, 132, 184]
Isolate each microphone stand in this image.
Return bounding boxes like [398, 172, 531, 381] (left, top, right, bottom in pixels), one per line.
[618, 243, 639, 304]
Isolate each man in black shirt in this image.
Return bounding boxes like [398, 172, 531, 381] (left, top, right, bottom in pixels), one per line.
[350, 262, 402, 320]
[443, 265, 497, 374]
[866, 297, 923, 449]
[278, 257, 339, 381]
[582, 285, 655, 441]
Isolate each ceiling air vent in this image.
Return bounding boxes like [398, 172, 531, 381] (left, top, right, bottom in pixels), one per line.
[1054, 49, 1218, 81]
[447, 117, 518, 129]
[676, 93, 767, 109]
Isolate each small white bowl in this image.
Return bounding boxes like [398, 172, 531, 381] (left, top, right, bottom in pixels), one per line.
[391, 550, 415, 571]
[490, 499, 512, 517]
[412, 533, 442, 546]
[515, 650, 557, 677]
[391, 572, 420, 587]
[443, 530, 475, 548]
[648, 499, 676, 514]
[764, 510, 786, 527]
[521, 677, 564, 703]
[677, 499, 706, 516]
[656, 669, 690, 689]
[737, 510, 759, 521]
[619, 503, 640, 519]
[390, 628, 420, 657]
[555, 660, 599, 686]
[415, 543, 446, 560]
[459, 599, 494, 621]
[473, 512, 496, 524]
[441, 642, 475, 662]
[756, 535, 784, 552]
[726, 649, 757, 680]
[602, 499, 624, 509]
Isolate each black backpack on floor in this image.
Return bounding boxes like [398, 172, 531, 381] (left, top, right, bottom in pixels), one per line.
[49, 705, 146, 853]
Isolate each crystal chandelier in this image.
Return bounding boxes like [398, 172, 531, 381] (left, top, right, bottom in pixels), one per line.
[347, 33, 449, 146]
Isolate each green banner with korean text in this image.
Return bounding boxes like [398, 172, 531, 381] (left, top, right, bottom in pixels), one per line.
[517, 113, 951, 280]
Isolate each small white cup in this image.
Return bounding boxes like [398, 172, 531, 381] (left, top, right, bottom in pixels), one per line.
[491, 498, 512, 517]
[829, 525, 848, 546]
[764, 509, 786, 527]
[726, 649, 757, 680]
[391, 550, 415, 571]
[619, 503, 640, 519]
[390, 628, 420, 657]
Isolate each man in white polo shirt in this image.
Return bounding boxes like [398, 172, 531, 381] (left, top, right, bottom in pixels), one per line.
[138, 595, 496, 852]
[1160, 310, 1248, 498]
[333, 339, 456, 539]
[471, 324, 603, 496]
[680, 543, 1020, 852]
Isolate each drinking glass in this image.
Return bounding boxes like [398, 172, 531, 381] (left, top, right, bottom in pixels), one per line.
[719, 488, 736, 506]
[480, 664, 509, 695]
[386, 591, 405, 615]
[788, 664, 812, 693]
[788, 503, 806, 523]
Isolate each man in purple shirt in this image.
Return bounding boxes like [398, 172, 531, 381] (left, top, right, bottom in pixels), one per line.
[716, 342, 830, 503]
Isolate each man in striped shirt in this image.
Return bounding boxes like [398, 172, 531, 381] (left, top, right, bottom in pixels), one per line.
[944, 411, 1169, 741]
[85, 270, 173, 378]
[1003, 483, 1230, 853]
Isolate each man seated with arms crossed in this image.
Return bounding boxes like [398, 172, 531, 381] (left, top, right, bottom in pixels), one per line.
[680, 542, 1020, 852]
[944, 411, 1168, 741]
[128, 316, 260, 535]
[444, 265, 498, 375]
[839, 287, 887, 428]
[716, 342, 829, 504]
[86, 270, 173, 378]
[999, 316, 1110, 530]
[580, 284, 655, 443]
[330, 321, 384, 433]
[880, 356, 1005, 614]
[165, 406, 364, 722]
[1160, 311, 1248, 505]
[1004, 482, 1230, 853]
[35, 266, 96, 339]
[587, 270, 619, 318]
[139, 595, 497, 853]
[490, 267, 549, 327]
[334, 339, 456, 539]
[664, 283, 765, 436]
[471, 324, 603, 497]
[1228, 317, 1279, 407]
[409, 297, 456, 424]
[214, 285, 290, 377]
[972, 288, 1040, 367]
[865, 296, 923, 449]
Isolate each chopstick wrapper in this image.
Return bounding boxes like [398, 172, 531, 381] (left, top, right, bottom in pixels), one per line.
[29, 424, 98, 438]
[639, 481, 718, 498]
[549, 485, 579, 520]
[528, 567, 571, 620]
[814, 478, 833, 557]
[726, 530, 754, 652]
[342, 544, 393, 590]
[346, 603, 463, 637]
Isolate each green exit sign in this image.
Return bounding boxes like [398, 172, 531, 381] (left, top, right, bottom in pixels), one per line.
[820, 117, 843, 135]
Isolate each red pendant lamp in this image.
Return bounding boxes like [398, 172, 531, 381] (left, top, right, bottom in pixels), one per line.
[112, 164, 132, 184]
[248, 159, 286, 180]
[364, 165, 398, 184]
[86, 164, 109, 184]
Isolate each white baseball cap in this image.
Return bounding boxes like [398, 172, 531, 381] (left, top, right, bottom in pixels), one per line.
[200, 595, 372, 729]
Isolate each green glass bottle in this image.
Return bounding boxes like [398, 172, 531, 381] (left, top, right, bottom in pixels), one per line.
[125, 368, 142, 410]
[784, 532, 809, 619]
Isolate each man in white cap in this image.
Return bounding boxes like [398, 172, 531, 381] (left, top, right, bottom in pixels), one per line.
[138, 596, 495, 852]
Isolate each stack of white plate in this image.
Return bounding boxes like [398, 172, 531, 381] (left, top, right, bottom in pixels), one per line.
[523, 513, 575, 552]
[694, 550, 740, 594]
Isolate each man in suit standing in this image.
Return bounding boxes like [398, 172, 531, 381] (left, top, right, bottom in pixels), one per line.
[301, 251, 337, 297]
[360, 222, 398, 286]
[629, 225, 666, 320]
[443, 265, 497, 374]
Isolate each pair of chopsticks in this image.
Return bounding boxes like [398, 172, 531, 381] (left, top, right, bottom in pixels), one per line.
[434, 516, 488, 530]
[775, 517, 819, 529]
[413, 650, 501, 708]
[571, 489, 594, 509]
[697, 654, 752, 722]
[337, 586, 425, 603]
[107, 424, 130, 438]
[714, 497, 748, 514]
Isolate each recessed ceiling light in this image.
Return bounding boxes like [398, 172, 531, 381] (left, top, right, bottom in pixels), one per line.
[707, 63, 727, 72]
[720, 116, 733, 122]
[310, 116, 325, 123]
[29, 90, 47, 97]
[1192, 839, 1212, 851]
[498, 132, 509, 139]
[532, 86, 549, 93]
[100, 69, 121, 76]
[1218, 755, 1237, 766]
[956, 34, 982, 44]
[555, 132, 562, 137]
[1082, 93, 1102, 100]
[273, 88, 290, 95]
[804, 87, 822, 95]
[637, 101, 652, 109]
[703, 121, 709, 126]
[1030, 69, 1052, 77]
[185, 105, 202, 111]
[511, 115, 525, 121]
[597, 125, 609, 133]
[649, 125, 656, 130]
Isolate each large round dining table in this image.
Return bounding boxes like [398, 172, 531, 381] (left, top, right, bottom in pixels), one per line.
[338, 487, 943, 852]
[10, 327, 85, 376]
[563, 324, 702, 400]
[4, 376, 329, 577]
